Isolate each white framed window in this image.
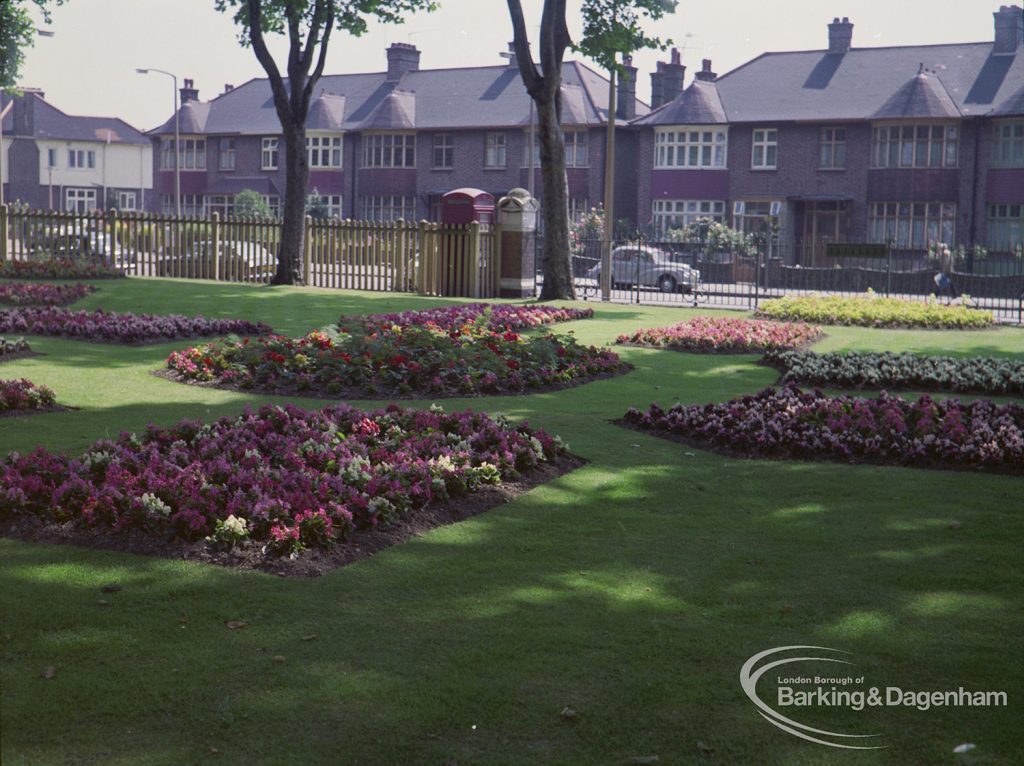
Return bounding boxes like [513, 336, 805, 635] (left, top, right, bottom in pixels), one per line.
[117, 191, 137, 210]
[819, 128, 846, 169]
[872, 124, 958, 168]
[653, 199, 726, 234]
[68, 149, 96, 169]
[485, 132, 507, 168]
[205, 195, 234, 218]
[219, 138, 236, 170]
[47, 148, 57, 168]
[433, 133, 453, 169]
[986, 204, 1023, 248]
[991, 122, 1024, 168]
[264, 196, 280, 218]
[160, 194, 204, 216]
[565, 130, 588, 167]
[261, 137, 279, 170]
[733, 200, 780, 234]
[869, 202, 956, 248]
[159, 138, 206, 170]
[523, 130, 540, 167]
[751, 129, 778, 169]
[360, 195, 416, 221]
[654, 127, 727, 169]
[307, 134, 343, 168]
[362, 133, 416, 168]
[568, 199, 590, 223]
[308, 194, 343, 218]
[65, 188, 96, 212]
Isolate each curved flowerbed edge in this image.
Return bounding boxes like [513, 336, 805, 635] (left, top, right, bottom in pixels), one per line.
[153, 363, 634, 401]
[0, 453, 587, 577]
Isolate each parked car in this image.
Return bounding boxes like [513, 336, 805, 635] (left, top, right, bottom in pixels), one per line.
[156, 240, 277, 281]
[586, 246, 701, 293]
[23, 225, 133, 271]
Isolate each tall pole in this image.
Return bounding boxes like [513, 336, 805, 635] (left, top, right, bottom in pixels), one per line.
[0, 89, 7, 209]
[137, 68, 180, 216]
[601, 67, 617, 301]
[529, 99, 536, 197]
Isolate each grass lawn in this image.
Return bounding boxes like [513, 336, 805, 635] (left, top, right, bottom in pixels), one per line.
[1, 277, 1023, 765]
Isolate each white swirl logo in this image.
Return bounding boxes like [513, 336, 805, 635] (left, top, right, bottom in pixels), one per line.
[740, 646, 885, 750]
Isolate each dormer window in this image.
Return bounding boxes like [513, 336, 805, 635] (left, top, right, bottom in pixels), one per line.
[654, 127, 727, 169]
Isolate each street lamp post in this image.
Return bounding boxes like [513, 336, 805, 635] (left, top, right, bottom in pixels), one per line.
[136, 68, 179, 217]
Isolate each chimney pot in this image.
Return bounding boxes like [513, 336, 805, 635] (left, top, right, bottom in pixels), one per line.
[828, 17, 854, 54]
[386, 42, 421, 81]
[650, 50, 685, 109]
[993, 4, 1023, 55]
[179, 79, 199, 104]
[617, 55, 638, 120]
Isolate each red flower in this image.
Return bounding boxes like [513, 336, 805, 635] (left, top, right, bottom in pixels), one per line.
[506, 360, 520, 370]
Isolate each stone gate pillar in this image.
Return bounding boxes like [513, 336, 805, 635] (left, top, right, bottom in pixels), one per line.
[496, 188, 539, 298]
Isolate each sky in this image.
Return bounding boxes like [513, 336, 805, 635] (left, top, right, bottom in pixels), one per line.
[17, 0, 1006, 132]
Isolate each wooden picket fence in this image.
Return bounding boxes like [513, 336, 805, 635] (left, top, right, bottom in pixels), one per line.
[0, 205, 501, 298]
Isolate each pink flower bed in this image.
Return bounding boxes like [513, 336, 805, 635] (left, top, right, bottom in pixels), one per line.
[0, 403, 567, 556]
[1, 378, 57, 414]
[623, 385, 1024, 474]
[0, 282, 96, 307]
[617, 316, 823, 353]
[346, 303, 594, 333]
[0, 258, 124, 280]
[0, 307, 271, 344]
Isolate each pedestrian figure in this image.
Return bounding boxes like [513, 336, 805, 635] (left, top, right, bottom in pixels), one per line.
[933, 245, 958, 303]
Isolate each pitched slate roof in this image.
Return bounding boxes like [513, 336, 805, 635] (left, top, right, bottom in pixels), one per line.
[708, 42, 1024, 123]
[872, 70, 962, 119]
[307, 93, 346, 130]
[1, 92, 148, 144]
[149, 61, 648, 135]
[632, 79, 727, 126]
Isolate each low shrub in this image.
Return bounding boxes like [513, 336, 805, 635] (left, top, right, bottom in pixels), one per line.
[1, 378, 57, 414]
[617, 316, 822, 353]
[755, 292, 993, 329]
[343, 303, 594, 333]
[0, 403, 567, 555]
[167, 321, 625, 397]
[0, 259, 124, 280]
[0, 307, 271, 344]
[764, 350, 1024, 396]
[0, 337, 32, 360]
[623, 385, 1024, 473]
[0, 282, 96, 307]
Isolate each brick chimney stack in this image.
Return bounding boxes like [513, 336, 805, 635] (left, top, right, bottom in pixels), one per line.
[386, 43, 421, 81]
[616, 55, 637, 120]
[11, 90, 41, 135]
[994, 5, 1023, 54]
[828, 17, 854, 54]
[180, 78, 199, 104]
[650, 48, 685, 109]
[694, 59, 717, 82]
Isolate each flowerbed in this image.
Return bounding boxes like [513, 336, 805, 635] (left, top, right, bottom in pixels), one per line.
[0, 337, 32, 360]
[0, 307, 271, 344]
[0, 402, 569, 568]
[616, 316, 822, 353]
[344, 303, 594, 334]
[0, 282, 96, 306]
[764, 349, 1024, 396]
[1, 378, 57, 414]
[0, 258, 124, 280]
[166, 320, 625, 398]
[755, 293, 993, 329]
[622, 385, 1024, 473]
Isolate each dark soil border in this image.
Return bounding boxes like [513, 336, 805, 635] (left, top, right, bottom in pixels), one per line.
[0, 453, 587, 577]
[0, 403, 74, 419]
[0, 350, 43, 364]
[614, 417, 1022, 477]
[616, 336, 824, 355]
[152, 363, 634, 401]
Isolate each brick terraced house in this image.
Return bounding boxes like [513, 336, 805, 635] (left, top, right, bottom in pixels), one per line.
[147, 44, 647, 225]
[1, 90, 152, 212]
[634, 5, 1024, 263]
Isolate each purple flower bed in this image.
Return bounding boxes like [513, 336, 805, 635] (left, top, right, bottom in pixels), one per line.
[616, 316, 823, 353]
[622, 385, 1024, 474]
[0, 307, 271, 344]
[0, 282, 96, 307]
[1, 378, 57, 414]
[344, 303, 594, 334]
[0, 258, 124, 280]
[0, 403, 568, 556]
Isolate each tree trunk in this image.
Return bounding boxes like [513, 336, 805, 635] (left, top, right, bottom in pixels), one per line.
[537, 99, 575, 300]
[272, 127, 307, 285]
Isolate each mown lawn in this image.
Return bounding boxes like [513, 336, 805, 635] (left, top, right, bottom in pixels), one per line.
[1, 278, 1022, 766]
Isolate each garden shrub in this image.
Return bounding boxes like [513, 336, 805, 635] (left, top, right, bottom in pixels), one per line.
[755, 292, 993, 329]
[344, 303, 594, 334]
[0, 337, 32, 360]
[617, 316, 822, 353]
[0, 283, 96, 307]
[0, 259, 124, 280]
[764, 349, 1024, 396]
[1, 378, 57, 414]
[623, 384, 1024, 473]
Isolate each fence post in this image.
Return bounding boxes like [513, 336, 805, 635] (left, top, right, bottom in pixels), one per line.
[303, 215, 313, 285]
[492, 222, 502, 297]
[469, 221, 481, 298]
[106, 207, 118, 270]
[885, 245, 892, 296]
[0, 204, 7, 262]
[210, 211, 221, 281]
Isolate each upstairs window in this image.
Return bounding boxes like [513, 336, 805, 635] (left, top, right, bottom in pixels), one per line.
[564, 130, 588, 167]
[47, 148, 57, 167]
[751, 129, 778, 169]
[307, 134, 343, 168]
[432, 134, 453, 169]
[261, 137, 279, 170]
[819, 127, 846, 169]
[654, 127, 727, 169]
[872, 124, 958, 168]
[219, 138, 236, 171]
[159, 138, 205, 170]
[362, 133, 415, 168]
[484, 132, 507, 168]
[68, 149, 96, 169]
[991, 122, 1024, 167]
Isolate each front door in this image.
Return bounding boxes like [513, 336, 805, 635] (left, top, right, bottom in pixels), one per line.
[801, 201, 848, 265]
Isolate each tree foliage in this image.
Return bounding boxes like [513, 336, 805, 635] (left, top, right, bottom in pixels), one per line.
[214, 0, 436, 284]
[577, 0, 676, 72]
[234, 189, 273, 218]
[0, 0, 63, 89]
